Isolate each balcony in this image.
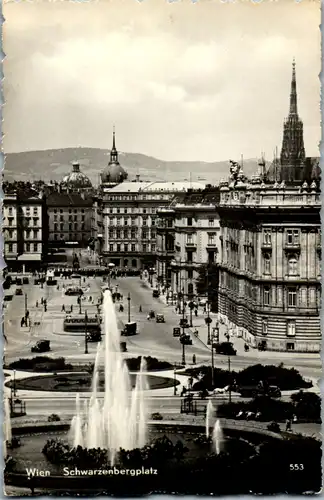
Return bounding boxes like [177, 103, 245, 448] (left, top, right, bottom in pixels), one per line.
[185, 242, 197, 249]
[283, 242, 301, 253]
[261, 242, 272, 251]
[206, 242, 217, 249]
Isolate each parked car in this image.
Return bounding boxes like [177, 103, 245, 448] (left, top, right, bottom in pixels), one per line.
[31, 340, 50, 353]
[120, 341, 127, 352]
[65, 287, 83, 296]
[15, 288, 23, 296]
[214, 341, 237, 356]
[179, 318, 189, 328]
[86, 331, 102, 342]
[156, 314, 165, 323]
[152, 289, 160, 298]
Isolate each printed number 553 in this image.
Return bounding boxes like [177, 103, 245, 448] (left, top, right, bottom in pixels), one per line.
[290, 464, 304, 471]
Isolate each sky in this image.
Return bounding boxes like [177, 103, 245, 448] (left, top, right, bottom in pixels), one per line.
[3, 0, 321, 162]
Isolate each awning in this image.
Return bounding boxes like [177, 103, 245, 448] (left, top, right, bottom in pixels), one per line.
[17, 253, 42, 261]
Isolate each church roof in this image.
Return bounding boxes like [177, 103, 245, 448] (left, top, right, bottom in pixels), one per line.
[62, 162, 92, 189]
[101, 129, 128, 184]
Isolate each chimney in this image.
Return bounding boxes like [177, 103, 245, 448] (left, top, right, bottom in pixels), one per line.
[136, 174, 140, 182]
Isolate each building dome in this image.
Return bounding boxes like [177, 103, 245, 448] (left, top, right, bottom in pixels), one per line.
[62, 162, 92, 189]
[101, 129, 128, 185]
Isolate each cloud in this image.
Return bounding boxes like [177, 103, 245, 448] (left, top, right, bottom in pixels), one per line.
[3, 0, 321, 162]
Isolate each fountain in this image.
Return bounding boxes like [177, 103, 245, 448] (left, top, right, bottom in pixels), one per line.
[205, 399, 222, 454]
[212, 420, 223, 455]
[205, 399, 214, 439]
[70, 290, 149, 463]
[4, 396, 12, 457]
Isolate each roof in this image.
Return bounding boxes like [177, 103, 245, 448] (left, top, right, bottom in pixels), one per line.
[46, 192, 93, 207]
[17, 253, 42, 261]
[106, 181, 206, 194]
[101, 163, 128, 184]
[62, 163, 92, 188]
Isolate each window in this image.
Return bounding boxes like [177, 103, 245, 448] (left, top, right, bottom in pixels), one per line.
[263, 253, 271, 274]
[54, 215, 58, 221]
[263, 230, 272, 245]
[74, 209, 77, 214]
[143, 209, 147, 214]
[187, 234, 193, 244]
[33, 230, 38, 239]
[33, 207, 38, 215]
[33, 243, 38, 252]
[288, 255, 298, 275]
[60, 215, 64, 221]
[74, 223, 78, 230]
[8, 207, 13, 215]
[287, 342, 295, 351]
[208, 219, 214, 227]
[8, 243, 13, 252]
[151, 244, 156, 252]
[60, 209, 63, 214]
[151, 219, 156, 226]
[74, 215, 77, 221]
[116, 230, 121, 239]
[124, 244, 128, 252]
[208, 234, 215, 245]
[109, 230, 114, 238]
[69, 223, 72, 231]
[54, 209, 57, 214]
[142, 231, 147, 239]
[54, 234, 58, 241]
[187, 217, 193, 226]
[117, 244, 121, 252]
[117, 219, 121, 226]
[69, 209, 72, 214]
[124, 209, 128, 214]
[124, 220, 128, 226]
[132, 219, 136, 226]
[81, 224, 85, 230]
[151, 231, 156, 239]
[26, 243, 30, 252]
[131, 231, 136, 239]
[69, 215, 73, 221]
[287, 230, 299, 245]
[263, 286, 270, 305]
[187, 251, 193, 263]
[54, 223, 58, 231]
[287, 320, 296, 337]
[110, 208, 114, 213]
[262, 319, 268, 335]
[69, 233, 73, 240]
[188, 283, 194, 295]
[81, 209, 84, 214]
[188, 270, 193, 279]
[287, 287, 297, 307]
[117, 208, 120, 214]
[60, 223, 64, 231]
[142, 219, 147, 226]
[8, 219, 13, 227]
[110, 244, 114, 252]
[143, 244, 147, 252]
[82, 216, 85, 221]
[131, 244, 136, 251]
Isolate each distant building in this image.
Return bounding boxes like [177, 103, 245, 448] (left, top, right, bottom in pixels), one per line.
[62, 162, 93, 192]
[3, 189, 47, 272]
[156, 187, 220, 297]
[100, 129, 128, 188]
[46, 191, 94, 247]
[101, 180, 205, 269]
[217, 61, 321, 353]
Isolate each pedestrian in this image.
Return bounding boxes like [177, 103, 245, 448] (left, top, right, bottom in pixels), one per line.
[203, 306, 207, 314]
[293, 414, 298, 424]
[192, 354, 196, 364]
[71, 305, 73, 312]
[36, 300, 38, 308]
[21, 317, 25, 327]
[41, 297, 44, 305]
[285, 419, 291, 432]
[194, 309, 198, 317]
[139, 305, 142, 313]
[147, 314, 150, 321]
[62, 304, 65, 312]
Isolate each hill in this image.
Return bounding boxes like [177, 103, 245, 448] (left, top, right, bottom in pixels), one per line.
[3, 148, 264, 185]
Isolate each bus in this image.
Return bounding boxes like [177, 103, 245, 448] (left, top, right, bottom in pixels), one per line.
[63, 315, 101, 333]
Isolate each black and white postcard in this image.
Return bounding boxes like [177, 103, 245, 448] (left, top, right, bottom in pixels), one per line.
[2, 0, 321, 496]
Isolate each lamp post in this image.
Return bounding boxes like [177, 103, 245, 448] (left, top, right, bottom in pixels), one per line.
[78, 292, 82, 315]
[173, 368, 177, 396]
[24, 293, 28, 321]
[228, 351, 232, 403]
[13, 369, 16, 397]
[181, 294, 186, 365]
[127, 293, 131, 323]
[188, 301, 194, 327]
[84, 310, 88, 354]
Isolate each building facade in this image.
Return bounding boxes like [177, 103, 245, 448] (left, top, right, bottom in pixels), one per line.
[217, 62, 321, 353]
[46, 191, 94, 247]
[156, 187, 220, 297]
[101, 181, 205, 269]
[3, 189, 47, 272]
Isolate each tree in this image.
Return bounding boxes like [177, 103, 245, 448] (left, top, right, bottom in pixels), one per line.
[196, 263, 219, 312]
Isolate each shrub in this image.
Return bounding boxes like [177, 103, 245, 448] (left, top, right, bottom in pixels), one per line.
[126, 356, 172, 372]
[290, 391, 321, 421]
[267, 422, 281, 433]
[9, 357, 73, 372]
[48, 414, 60, 422]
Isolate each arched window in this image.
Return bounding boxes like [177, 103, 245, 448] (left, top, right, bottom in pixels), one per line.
[263, 253, 271, 274]
[288, 254, 298, 275]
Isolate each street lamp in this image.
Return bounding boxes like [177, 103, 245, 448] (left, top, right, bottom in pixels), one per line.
[228, 353, 232, 403]
[127, 293, 131, 323]
[78, 293, 82, 315]
[181, 296, 186, 365]
[24, 293, 28, 323]
[173, 368, 177, 396]
[188, 300, 194, 327]
[84, 310, 88, 354]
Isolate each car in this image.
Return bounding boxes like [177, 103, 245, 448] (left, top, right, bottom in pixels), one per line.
[173, 327, 181, 337]
[179, 318, 189, 328]
[65, 287, 83, 296]
[86, 331, 102, 342]
[180, 334, 192, 345]
[121, 322, 137, 336]
[15, 288, 23, 296]
[152, 289, 160, 298]
[120, 341, 127, 352]
[31, 340, 50, 353]
[156, 314, 165, 323]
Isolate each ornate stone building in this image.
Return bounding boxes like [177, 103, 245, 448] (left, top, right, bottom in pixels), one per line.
[217, 62, 321, 353]
[156, 187, 220, 297]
